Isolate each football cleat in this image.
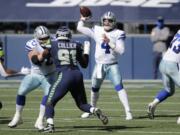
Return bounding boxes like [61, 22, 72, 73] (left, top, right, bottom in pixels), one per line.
[34, 118, 44, 131]
[8, 115, 23, 128]
[177, 117, 180, 124]
[125, 111, 133, 120]
[43, 123, 55, 133]
[93, 108, 108, 125]
[147, 103, 156, 119]
[81, 112, 92, 118]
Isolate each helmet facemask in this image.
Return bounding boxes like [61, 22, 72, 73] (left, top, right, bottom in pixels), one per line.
[38, 36, 50, 45]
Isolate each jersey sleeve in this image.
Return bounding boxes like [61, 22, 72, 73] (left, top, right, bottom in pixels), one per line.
[25, 39, 36, 52]
[118, 31, 126, 41]
[77, 20, 94, 39]
[114, 30, 126, 54]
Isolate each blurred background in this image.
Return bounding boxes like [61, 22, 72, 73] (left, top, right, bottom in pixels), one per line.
[0, 0, 180, 79]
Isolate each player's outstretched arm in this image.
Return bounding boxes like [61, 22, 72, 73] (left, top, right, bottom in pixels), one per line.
[0, 62, 29, 78]
[77, 7, 94, 38]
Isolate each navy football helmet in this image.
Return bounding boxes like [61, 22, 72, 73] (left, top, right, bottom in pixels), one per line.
[56, 26, 72, 40]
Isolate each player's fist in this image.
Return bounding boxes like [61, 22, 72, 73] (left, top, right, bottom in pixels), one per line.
[80, 6, 92, 21]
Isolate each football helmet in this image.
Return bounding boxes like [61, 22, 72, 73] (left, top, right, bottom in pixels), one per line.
[101, 11, 116, 31]
[56, 26, 72, 40]
[34, 25, 50, 45]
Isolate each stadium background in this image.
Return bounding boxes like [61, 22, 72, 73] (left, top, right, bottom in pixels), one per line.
[0, 0, 180, 79]
[1, 1, 180, 135]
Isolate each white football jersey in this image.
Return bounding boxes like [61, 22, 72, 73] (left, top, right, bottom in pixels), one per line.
[25, 38, 56, 75]
[77, 20, 125, 64]
[93, 26, 125, 64]
[163, 30, 180, 63]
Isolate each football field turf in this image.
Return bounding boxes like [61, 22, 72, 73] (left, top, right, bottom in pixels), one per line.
[0, 80, 180, 135]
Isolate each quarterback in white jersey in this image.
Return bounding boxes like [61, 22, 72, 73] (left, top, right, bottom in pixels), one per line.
[147, 30, 180, 123]
[8, 26, 57, 131]
[77, 11, 132, 120]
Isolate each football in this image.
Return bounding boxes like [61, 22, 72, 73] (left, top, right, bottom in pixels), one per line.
[80, 6, 92, 17]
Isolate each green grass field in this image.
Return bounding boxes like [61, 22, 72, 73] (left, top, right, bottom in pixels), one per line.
[0, 81, 180, 135]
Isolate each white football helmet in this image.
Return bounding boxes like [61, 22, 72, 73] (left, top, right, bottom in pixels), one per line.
[101, 11, 116, 31]
[34, 25, 50, 45]
[56, 26, 72, 41]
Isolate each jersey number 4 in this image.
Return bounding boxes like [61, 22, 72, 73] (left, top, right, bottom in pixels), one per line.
[101, 42, 110, 54]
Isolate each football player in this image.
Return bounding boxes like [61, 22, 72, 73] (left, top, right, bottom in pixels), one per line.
[8, 26, 57, 131]
[42, 27, 108, 133]
[147, 30, 180, 122]
[77, 11, 133, 120]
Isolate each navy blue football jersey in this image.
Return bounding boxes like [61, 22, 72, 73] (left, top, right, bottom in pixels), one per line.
[50, 40, 85, 70]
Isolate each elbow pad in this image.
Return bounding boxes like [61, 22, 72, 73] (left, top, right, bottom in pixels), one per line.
[31, 55, 43, 66]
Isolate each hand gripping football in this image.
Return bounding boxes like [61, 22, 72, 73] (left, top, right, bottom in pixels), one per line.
[80, 6, 92, 18]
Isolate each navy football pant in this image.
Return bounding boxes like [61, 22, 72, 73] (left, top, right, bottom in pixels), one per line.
[45, 68, 91, 118]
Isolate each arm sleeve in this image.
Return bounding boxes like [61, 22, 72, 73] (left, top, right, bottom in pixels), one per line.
[77, 20, 94, 39]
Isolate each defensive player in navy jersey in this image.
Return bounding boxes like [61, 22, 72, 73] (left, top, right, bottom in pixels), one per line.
[43, 27, 108, 133]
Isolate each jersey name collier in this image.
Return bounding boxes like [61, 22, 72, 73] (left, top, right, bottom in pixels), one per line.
[58, 42, 77, 49]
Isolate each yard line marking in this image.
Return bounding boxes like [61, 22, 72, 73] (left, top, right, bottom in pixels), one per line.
[2, 108, 180, 113]
[1, 95, 180, 98]
[79, 130, 180, 134]
[3, 101, 180, 105]
[1, 117, 177, 122]
[1, 127, 180, 134]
